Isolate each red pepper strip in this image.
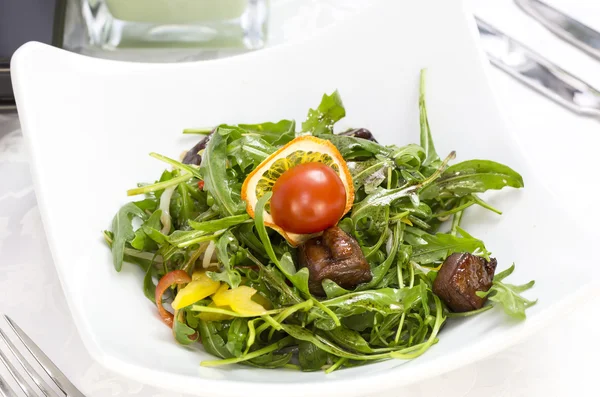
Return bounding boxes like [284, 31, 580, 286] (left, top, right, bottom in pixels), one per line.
[198, 180, 205, 189]
[155, 270, 191, 328]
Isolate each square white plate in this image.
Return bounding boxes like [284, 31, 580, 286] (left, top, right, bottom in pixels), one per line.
[11, 0, 599, 396]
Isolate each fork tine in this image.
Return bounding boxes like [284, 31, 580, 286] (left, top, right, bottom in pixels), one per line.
[4, 316, 86, 397]
[0, 329, 63, 397]
[0, 344, 37, 396]
[0, 374, 18, 397]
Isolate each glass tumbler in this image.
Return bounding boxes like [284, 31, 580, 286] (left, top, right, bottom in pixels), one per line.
[80, 0, 269, 50]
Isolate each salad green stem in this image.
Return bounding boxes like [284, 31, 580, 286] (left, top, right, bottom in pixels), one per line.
[127, 173, 192, 196]
[201, 336, 294, 367]
[183, 127, 213, 135]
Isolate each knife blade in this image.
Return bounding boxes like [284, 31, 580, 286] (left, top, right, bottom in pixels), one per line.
[515, 0, 600, 61]
[476, 17, 600, 118]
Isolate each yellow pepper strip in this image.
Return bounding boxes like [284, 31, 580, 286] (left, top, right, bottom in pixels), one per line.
[172, 271, 220, 310]
[252, 293, 273, 310]
[212, 285, 268, 316]
[198, 302, 234, 321]
[400, 217, 413, 226]
[214, 283, 229, 295]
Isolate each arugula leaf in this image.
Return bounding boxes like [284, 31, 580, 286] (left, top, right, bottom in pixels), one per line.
[298, 341, 329, 371]
[226, 318, 249, 357]
[318, 134, 391, 159]
[411, 227, 490, 264]
[188, 214, 250, 232]
[281, 324, 390, 361]
[248, 353, 293, 369]
[477, 264, 536, 320]
[420, 160, 524, 200]
[131, 209, 162, 251]
[351, 186, 415, 232]
[198, 320, 232, 359]
[321, 289, 406, 317]
[419, 69, 440, 167]
[132, 198, 158, 212]
[149, 152, 202, 179]
[254, 192, 310, 294]
[349, 157, 394, 193]
[211, 231, 242, 288]
[238, 120, 296, 146]
[110, 203, 148, 272]
[357, 222, 401, 290]
[256, 264, 303, 306]
[324, 326, 374, 354]
[302, 91, 346, 134]
[391, 144, 427, 169]
[228, 135, 277, 170]
[199, 129, 245, 216]
[173, 312, 199, 345]
[143, 263, 156, 302]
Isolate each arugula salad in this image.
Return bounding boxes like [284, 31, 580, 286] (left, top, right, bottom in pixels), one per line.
[105, 70, 535, 372]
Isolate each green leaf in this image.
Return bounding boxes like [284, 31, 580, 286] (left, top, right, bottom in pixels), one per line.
[238, 120, 296, 145]
[149, 152, 202, 179]
[133, 198, 158, 212]
[279, 253, 311, 296]
[321, 289, 406, 317]
[477, 264, 536, 320]
[256, 264, 303, 306]
[322, 279, 351, 298]
[324, 327, 374, 354]
[342, 312, 375, 332]
[110, 203, 148, 272]
[420, 160, 524, 200]
[493, 263, 516, 282]
[391, 144, 427, 169]
[281, 324, 390, 361]
[351, 186, 415, 229]
[212, 231, 242, 288]
[411, 228, 490, 264]
[302, 91, 346, 134]
[205, 271, 241, 290]
[188, 214, 250, 232]
[318, 134, 392, 159]
[298, 341, 329, 371]
[349, 157, 394, 193]
[228, 135, 277, 170]
[131, 210, 163, 251]
[419, 69, 440, 167]
[199, 129, 245, 216]
[248, 352, 293, 369]
[173, 313, 198, 346]
[357, 222, 401, 290]
[254, 193, 309, 294]
[167, 229, 225, 247]
[198, 320, 232, 359]
[143, 263, 156, 303]
[226, 318, 249, 357]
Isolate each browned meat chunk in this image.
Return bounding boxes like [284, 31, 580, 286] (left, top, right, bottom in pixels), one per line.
[433, 252, 497, 312]
[298, 226, 372, 296]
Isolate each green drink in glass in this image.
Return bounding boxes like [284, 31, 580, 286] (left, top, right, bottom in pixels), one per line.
[81, 0, 268, 49]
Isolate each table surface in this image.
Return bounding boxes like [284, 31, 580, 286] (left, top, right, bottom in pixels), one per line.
[1, 0, 599, 396]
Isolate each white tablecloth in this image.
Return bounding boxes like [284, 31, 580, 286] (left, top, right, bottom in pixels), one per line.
[1, 0, 599, 395]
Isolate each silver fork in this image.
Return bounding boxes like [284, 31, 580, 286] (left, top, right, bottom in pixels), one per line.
[0, 315, 85, 397]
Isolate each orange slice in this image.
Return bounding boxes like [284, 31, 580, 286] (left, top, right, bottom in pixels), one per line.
[241, 136, 354, 246]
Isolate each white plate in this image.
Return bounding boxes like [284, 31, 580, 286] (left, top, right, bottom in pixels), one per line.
[11, 0, 599, 396]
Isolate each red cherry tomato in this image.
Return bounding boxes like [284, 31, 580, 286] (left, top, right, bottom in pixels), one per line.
[271, 162, 346, 234]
